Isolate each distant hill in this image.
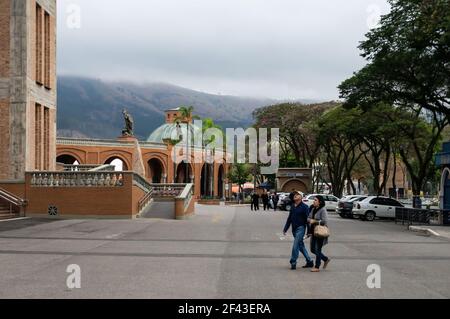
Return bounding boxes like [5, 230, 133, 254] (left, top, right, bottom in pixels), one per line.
[57, 76, 315, 140]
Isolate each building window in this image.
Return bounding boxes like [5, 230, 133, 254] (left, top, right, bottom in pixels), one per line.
[44, 12, 50, 89]
[35, 4, 43, 85]
[35, 104, 42, 170]
[44, 107, 50, 170]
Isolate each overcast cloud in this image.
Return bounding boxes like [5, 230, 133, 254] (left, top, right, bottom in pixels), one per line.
[57, 0, 390, 100]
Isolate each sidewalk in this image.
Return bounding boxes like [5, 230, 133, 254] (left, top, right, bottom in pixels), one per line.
[408, 225, 450, 240]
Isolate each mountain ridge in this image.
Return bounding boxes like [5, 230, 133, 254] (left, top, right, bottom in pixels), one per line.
[57, 76, 317, 140]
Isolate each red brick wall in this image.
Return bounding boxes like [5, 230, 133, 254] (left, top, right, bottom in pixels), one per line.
[24, 173, 135, 218]
[132, 184, 146, 215]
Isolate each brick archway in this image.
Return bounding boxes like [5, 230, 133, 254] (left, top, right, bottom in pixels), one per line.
[143, 153, 168, 181]
[148, 158, 165, 183]
[200, 163, 214, 197]
[104, 156, 129, 171]
[217, 164, 225, 198]
[281, 179, 308, 193]
[100, 150, 132, 172]
[56, 152, 84, 165]
[175, 161, 194, 183]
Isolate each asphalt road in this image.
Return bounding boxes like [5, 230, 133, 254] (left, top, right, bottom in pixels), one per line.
[0, 205, 449, 299]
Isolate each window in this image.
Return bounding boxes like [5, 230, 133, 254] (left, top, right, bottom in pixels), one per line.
[44, 12, 50, 88]
[35, 4, 43, 84]
[35, 104, 42, 170]
[44, 107, 50, 170]
[370, 198, 385, 205]
[36, 6, 51, 88]
[328, 196, 338, 202]
[385, 198, 402, 207]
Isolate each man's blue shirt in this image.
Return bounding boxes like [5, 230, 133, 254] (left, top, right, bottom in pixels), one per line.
[283, 202, 310, 234]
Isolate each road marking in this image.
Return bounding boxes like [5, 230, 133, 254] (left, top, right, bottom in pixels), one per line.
[106, 233, 123, 239]
[276, 232, 291, 241]
[212, 214, 223, 223]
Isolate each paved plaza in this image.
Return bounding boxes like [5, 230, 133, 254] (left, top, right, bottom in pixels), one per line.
[0, 205, 449, 299]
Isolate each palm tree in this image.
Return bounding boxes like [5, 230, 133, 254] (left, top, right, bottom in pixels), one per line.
[174, 106, 200, 183]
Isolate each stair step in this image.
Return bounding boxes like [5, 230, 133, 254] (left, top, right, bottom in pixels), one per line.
[0, 214, 19, 220]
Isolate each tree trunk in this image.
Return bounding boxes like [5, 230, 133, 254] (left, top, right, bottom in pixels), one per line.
[392, 152, 397, 198]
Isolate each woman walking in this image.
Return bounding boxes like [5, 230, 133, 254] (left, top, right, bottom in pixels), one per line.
[308, 195, 331, 272]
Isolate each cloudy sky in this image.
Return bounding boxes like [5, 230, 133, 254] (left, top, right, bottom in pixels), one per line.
[57, 0, 390, 100]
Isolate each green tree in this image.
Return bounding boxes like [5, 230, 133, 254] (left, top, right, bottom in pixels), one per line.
[355, 104, 401, 196]
[316, 106, 368, 198]
[339, 0, 450, 120]
[174, 106, 201, 182]
[227, 163, 251, 202]
[388, 107, 446, 195]
[338, 0, 450, 202]
[253, 102, 337, 168]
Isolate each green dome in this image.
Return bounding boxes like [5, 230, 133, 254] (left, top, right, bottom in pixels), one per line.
[147, 123, 201, 145]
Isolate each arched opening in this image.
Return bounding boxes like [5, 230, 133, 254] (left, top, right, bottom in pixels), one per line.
[201, 163, 214, 197]
[218, 165, 224, 198]
[281, 179, 307, 193]
[56, 154, 80, 165]
[148, 158, 164, 183]
[105, 157, 128, 171]
[175, 161, 193, 183]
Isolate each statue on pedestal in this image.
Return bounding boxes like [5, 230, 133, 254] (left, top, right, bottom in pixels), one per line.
[122, 109, 134, 136]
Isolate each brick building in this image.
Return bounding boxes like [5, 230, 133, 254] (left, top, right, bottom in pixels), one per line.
[1, 0, 57, 181]
[0, 0, 229, 219]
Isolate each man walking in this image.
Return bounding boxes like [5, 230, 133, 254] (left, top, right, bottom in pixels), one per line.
[283, 191, 314, 269]
[273, 192, 279, 211]
[262, 191, 269, 211]
[252, 192, 260, 211]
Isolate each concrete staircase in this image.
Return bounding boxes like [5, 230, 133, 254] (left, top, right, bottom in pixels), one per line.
[0, 188, 26, 220]
[139, 199, 175, 219]
[0, 202, 18, 220]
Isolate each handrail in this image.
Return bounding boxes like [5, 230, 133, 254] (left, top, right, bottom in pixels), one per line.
[138, 188, 154, 213]
[151, 184, 186, 197]
[0, 188, 27, 208]
[62, 164, 103, 171]
[132, 173, 153, 192]
[89, 165, 116, 172]
[177, 183, 194, 199]
[176, 184, 194, 211]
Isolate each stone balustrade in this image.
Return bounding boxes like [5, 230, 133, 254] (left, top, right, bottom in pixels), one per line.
[150, 184, 186, 197]
[29, 172, 124, 187]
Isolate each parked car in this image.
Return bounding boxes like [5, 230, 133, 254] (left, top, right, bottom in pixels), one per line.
[277, 192, 290, 204]
[303, 194, 340, 211]
[279, 191, 305, 211]
[352, 196, 404, 221]
[280, 197, 292, 211]
[336, 195, 368, 218]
